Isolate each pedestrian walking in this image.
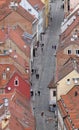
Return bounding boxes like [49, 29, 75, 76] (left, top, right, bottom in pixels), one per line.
[41, 47, 43, 52]
[41, 112, 44, 117]
[30, 89, 33, 96]
[38, 91, 40, 96]
[50, 17, 52, 21]
[52, 45, 54, 49]
[54, 45, 56, 50]
[35, 91, 37, 96]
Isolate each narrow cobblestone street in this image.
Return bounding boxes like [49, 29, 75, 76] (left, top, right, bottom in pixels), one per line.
[31, 0, 64, 130]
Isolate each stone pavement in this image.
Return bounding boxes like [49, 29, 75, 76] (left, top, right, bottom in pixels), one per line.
[31, 28, 50, 104]
[30, 0, 64, 130]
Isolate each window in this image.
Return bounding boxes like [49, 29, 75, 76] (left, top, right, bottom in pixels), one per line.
[53, 91, 56, 96]
[68, 50, 71, 54]
[73, 78, 79, 84]
[67, 79, 70, 85]
[76, 50, 79, 54]
[53, 104, 56, 108]
[14, 77, 19, 86]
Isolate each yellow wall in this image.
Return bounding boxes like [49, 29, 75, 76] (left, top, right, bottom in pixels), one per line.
[41, 0, 49, 28]
[57, 70, 79, 100]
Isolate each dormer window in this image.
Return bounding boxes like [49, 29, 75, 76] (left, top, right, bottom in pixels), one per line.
[67, 79, 70, 85]
[76, 50, 79, 55]
[53, 91, 56, 97]
[14, 77, 19, 86]
[73, 78, 79, 84]
[68, 50, 71, 54]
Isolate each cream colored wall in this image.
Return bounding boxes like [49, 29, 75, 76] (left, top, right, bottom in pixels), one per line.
[64, 44, 79, 55]
[57, 70, 79, 100]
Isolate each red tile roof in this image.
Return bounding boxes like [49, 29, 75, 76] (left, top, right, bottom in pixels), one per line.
[28, 0, 45, 11]
[16, 6, 36, 22]
[57, 32, 79, 53]
[48, 77, 56, 89]
[10, 50, 29, 67]
[57, 58, 79, 81]
[0, 6, 12, 21]
[0, 4, 36, 23]
[60, 10, 79, 41]
[0, 89, 35, 130]
[0, 64, 16, 87]
[0, 28, 30, 57]
[5, 72, 31, 99]
[58, 85, 79, 129]
[0, 55, 29, 79]
[0, 0, 6, 5]
[9, 29, 30, 57]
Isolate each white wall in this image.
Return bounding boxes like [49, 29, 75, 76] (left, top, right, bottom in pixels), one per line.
[58, 109, 64, 130]
[49, 88, 56, 105]
[20, 0, 38, 18]
[20, 0, 44, 41]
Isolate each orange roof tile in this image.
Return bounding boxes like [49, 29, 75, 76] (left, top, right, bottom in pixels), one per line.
[9, 29, 30, 57]
[16, 6, 36, 23]
[57, 32, 79, 53]
[57, 58, 79, 81]
[0, 90, 35, 130]
[10, 50, 29, 68]
[58, 85, 79, 129]
[60, 9, 79, 41]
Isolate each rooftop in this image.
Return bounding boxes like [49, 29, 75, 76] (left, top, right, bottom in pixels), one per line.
[0, 89, 35, 130]
[58, 85, 79, 129]
[57, 58, 79, 81]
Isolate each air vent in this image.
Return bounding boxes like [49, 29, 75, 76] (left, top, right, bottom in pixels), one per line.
[6, 67, 10, 71]
[71, 38, 75, 41]
[24, 45, 27, 48]
[8, 87, 11, 91]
